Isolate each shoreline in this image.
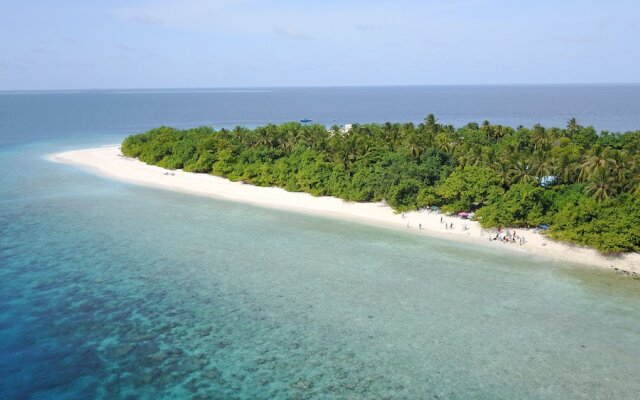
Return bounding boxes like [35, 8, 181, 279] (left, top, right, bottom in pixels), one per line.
[51, 146, 640, 275]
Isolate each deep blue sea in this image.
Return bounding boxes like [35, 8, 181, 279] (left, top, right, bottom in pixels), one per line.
[1, 86, 639, 399]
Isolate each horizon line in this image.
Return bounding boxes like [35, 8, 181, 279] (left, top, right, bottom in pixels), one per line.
[2, 82, 640, 93]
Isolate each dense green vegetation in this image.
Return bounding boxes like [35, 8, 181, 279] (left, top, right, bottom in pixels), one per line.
[121, 116, 640, 253]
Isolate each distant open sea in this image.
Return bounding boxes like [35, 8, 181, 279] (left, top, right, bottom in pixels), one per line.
[2, 84, 640, 147]
[1, 86, 639, 399]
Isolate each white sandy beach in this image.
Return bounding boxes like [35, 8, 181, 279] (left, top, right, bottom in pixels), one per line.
[51, 146, 640, 274]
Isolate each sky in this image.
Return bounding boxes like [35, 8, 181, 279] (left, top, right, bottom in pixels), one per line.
[1, 0, 639, 90]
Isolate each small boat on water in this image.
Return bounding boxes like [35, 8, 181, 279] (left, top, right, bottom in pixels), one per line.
[300, 118, 312, 123]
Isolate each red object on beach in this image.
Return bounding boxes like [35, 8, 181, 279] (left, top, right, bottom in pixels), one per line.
[457, 212, 469, 218]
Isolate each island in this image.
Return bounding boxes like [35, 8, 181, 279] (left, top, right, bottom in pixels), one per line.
[53, 116, 640, 274]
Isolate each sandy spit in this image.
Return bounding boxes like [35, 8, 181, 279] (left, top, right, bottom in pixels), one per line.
[51, 146, 640, 274]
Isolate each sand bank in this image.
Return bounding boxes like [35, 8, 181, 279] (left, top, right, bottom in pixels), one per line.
[51, 146, 640, 274]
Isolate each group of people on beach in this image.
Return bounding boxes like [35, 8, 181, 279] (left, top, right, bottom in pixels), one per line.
[439, 219, 469, 231]
[490, 228, 526, 246]
[400, 212, 526, 247]
[401, 213, 425, 230]
[400, 212, 472, 233]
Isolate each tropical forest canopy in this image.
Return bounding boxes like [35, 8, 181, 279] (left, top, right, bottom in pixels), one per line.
[121, 116, 640, 253]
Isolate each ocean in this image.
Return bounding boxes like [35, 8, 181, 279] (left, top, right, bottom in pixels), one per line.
[3, 85, 640, 147]
[1, 86, 639, 399]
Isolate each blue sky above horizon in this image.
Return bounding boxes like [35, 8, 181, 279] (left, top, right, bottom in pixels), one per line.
[1, 0, 639, 90]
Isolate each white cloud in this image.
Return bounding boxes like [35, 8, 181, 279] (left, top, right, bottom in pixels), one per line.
[111, 0, 273, 33]
[112, 0, 230, 30]
[109, 0, 441, 39]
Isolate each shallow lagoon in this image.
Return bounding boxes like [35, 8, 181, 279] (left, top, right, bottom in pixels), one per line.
[1, 142, 639, 399]
[3, 85, 640, 399]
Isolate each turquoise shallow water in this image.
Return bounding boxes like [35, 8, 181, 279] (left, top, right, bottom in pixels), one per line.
[1, 140, 639, 399]
[2, 86, 640, 399]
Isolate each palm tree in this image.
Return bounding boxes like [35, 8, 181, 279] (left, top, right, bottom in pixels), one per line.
[458, 146, 483, 167]
[499, 142, 518, 161]
[481, 119, 491, 134]
[483, 147, 498, 166]
[255, 126, 276, 147]
[547, 128, 562, 146]
[609, 150, 628, 188]
[356, 136, 372, 157]
[492, 160, 511, 187]
[435, 132, 456, 154]
[586, 170, 615, 202]
[336, 134, 359, 171]
[406, 132, 424, 160]
[531, 124, 549, 151]
[383, 122, 402, 152]
[579, 145, 614, 182]
[552, 153, 579, 184]
[492, 125, 507, 141]
[566, 118, 580, 138]
[509, 160, 537, 185]
[281, 134, 297, 155]
[624, 159, 640, 196]
[300, 126, 329, 151]
[425, 114, 438, 132]
[530, 151, 553, 180]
